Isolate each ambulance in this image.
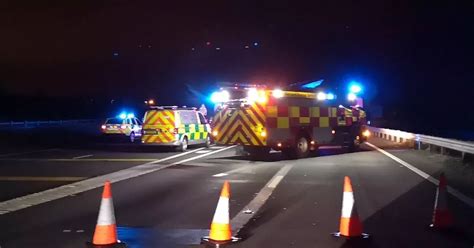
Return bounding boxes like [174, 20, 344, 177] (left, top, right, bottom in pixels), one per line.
[141, 106, 211, 151]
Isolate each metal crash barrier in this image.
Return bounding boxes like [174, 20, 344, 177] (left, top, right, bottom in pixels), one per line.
[367, 126, 474, 162]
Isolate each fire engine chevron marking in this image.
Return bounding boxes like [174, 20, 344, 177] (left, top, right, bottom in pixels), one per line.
[215, 109, 240, 139]
[229, 124, 254, 145]
[250, 103, 266, 124]
[226, 120, 263, 146]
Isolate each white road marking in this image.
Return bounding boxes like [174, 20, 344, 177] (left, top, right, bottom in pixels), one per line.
[0, 148, 59, 158]
[231, 164, 294, 233]
[195, 150, 211, 154]
[0, 146, 236, 215]
[214, 179, 249, 184]
[267, 175, 284, 188]
[210, 146, 225, 149]
[212, 173, 228, 177]
[72, 154, 93, 159]
[366, 142, 474, 209]
[212, 164, 257, 177]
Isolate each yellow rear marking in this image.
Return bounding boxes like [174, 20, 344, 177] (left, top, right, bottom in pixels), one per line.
[251, 103, 266, 121]
[215, 109, 239, 139]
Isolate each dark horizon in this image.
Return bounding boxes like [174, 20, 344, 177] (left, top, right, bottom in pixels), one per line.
[1, 1, 473, 131]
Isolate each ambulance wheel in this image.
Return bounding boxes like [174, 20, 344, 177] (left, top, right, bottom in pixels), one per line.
[129, 132, 136, 143]
[205, 135, 211, 148]
[177, 137, 188, 152]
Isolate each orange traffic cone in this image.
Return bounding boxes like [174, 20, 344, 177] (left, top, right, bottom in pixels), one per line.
[86, 181, 126, 247]
[332, 176, 369, 239]
[202, 181, 240, 246]
[430, 173, 453, 229]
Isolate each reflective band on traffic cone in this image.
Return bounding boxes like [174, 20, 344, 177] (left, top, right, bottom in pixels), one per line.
[332, 176, 369, 239]
[202, 181, 239, 245]
[87, 181, 126, 248]
[430, 173, 453, 229]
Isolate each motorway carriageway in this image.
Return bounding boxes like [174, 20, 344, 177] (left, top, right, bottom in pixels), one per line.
[0, 138, 472, 247]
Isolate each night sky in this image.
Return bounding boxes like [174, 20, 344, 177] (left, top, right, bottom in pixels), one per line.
[1, 1, 473, 132]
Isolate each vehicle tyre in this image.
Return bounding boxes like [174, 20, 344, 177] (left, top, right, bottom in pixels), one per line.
[177, 137, 188, 152]
[205, 135, 211, 148]
[295, 136, 310, 158]
[129, 132, 136, 143]
[342, 133, 360, 153]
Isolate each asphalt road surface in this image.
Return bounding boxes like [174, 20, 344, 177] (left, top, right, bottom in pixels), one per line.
[0, 132, 473, 247]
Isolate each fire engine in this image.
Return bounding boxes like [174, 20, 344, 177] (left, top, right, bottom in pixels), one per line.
[210, 83, 368, 158]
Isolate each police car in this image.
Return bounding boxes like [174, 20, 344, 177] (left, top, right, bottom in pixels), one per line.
[141, 106, 211, 151]
[100, 113, 142, 142]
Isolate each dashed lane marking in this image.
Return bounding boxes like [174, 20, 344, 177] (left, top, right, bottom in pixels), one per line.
[212, 164, 257, 177]
[366, 142, 474, 209]
[0, 148, 60, 158]
[0, 146, 236, 215]
[195, 150, 211, 154]
[72, 154, 93, 159]
[212, 173, 228, 177]
[210, 146, 225, 149]
[231, 164, 294, 233]
[0, 176, 87, 182]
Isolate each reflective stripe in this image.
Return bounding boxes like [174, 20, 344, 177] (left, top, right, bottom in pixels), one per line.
[435, 187, 447, 210]
[341, 192, 354, 218]
[97, 198, 116, 225]
[212, 197, 229, 224]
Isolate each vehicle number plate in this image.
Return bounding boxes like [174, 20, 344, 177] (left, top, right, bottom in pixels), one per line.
[144, 130, 158, 134]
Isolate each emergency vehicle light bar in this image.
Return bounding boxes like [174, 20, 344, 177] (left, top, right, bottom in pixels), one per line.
[149, 105, 197, 110]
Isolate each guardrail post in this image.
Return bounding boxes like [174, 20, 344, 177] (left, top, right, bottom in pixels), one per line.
[441, 147, 447, 155]
[462, 152, 472, 164]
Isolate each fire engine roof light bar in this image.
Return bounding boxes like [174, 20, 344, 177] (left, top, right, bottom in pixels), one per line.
[272, 89, 284, 98]
[211, 90, 230, 103]
[316, 92, 327, 101]
[347, 93, 357, 101]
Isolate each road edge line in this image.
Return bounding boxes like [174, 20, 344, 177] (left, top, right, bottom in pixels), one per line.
[366, 142, 474, 209]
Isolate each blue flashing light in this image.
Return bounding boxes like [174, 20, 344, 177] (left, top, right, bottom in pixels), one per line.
[327, 93, 335, 100]
[347, 93, 357, 101]
[127, 113, 135, 118]
[301, 79, 323, 89]
[349, 82, 362, 93]
[210, 92, 221, 103]
[119, 113, 127, 119]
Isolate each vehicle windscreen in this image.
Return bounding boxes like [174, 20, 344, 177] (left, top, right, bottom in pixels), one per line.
[105, 118, 123, 124]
